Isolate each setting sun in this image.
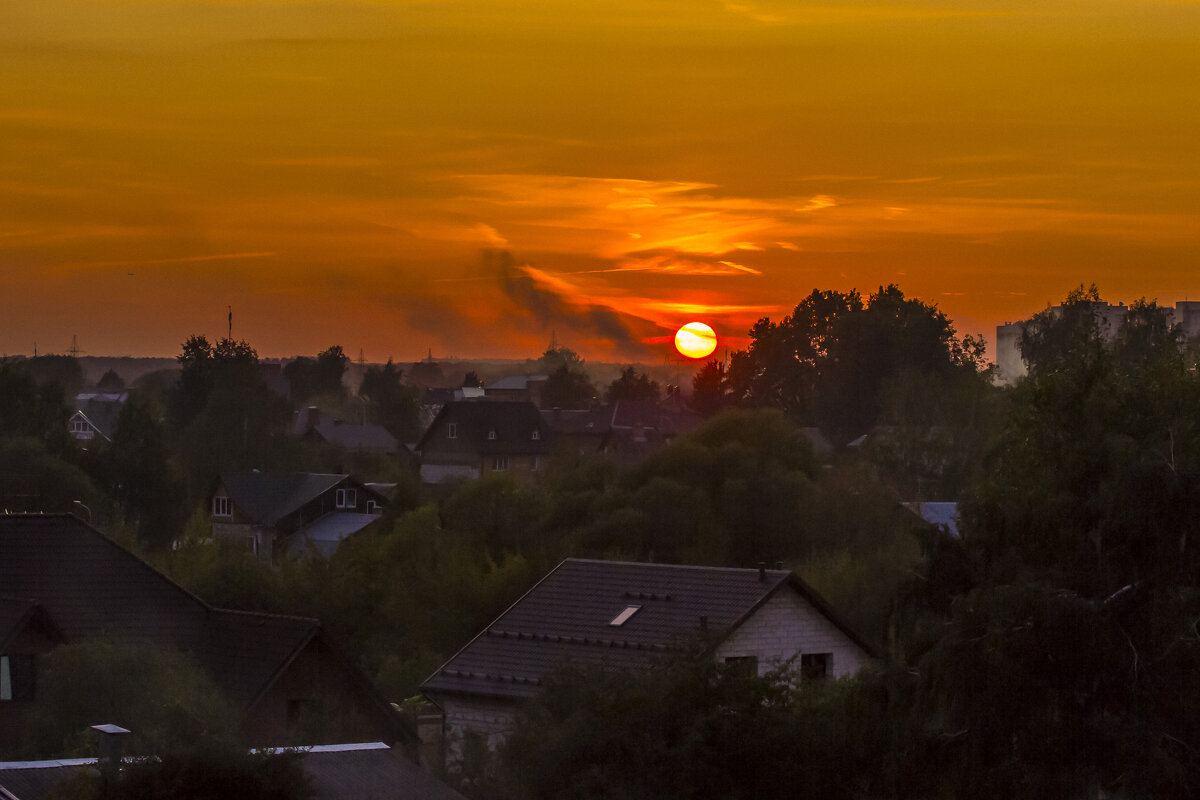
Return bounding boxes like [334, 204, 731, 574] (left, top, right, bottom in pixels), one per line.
[674, 322, 718, 359]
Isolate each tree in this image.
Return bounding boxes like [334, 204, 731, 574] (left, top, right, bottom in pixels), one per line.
[284, 345, 349, 406]
[358, 359, 423, 442]
[103, 393, 186, 549]
[604, 366, 660, 404]
[0, 359, 73, 452]
[690, 359, 727, 416]
[24, 639, 241, 760]
[95, 368, 126, 392]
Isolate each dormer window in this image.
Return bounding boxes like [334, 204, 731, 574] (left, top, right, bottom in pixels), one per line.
[212, 496, 231, 517]
[488, 429, 497, 440]
[447, 423, 457, 439]
[531, 430, 540, 440]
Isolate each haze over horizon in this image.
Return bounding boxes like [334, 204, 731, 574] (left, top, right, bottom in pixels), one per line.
[3, 1, 1197, 362]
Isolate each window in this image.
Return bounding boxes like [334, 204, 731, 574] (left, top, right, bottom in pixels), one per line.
[212, 496, 231, 517]
[0, 655, 36, 701]
[492, 456, 509, 471]
[724, 655, 759, 678]
[801, 652, 831, 681]
[609, 605, 641, 626]
[531, 429, 540, 440]
[336, 488, 357, 509]
[447, 423, 457, 439]
[70, 419, 89, 434]
[488, 429, 497, 440]
[366, 500, 380, 515]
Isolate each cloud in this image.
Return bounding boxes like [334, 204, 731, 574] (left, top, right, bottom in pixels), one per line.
[490, 249, 647, 352]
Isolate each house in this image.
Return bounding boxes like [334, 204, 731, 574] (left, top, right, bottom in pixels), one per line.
[901, 501, 960, 536]
[602, 399, 702, 465]
[0, 741, 466, 800]
[416, 401, 553, 484]
[0, 514, 409, 753]
[67, 392, 127, 448]
[483, 374, 547, 406]
[539, 406, 612, 455]
[211, 472, 389, 559]
[421, 558, 878, 753]
[293, 407, 400, 456]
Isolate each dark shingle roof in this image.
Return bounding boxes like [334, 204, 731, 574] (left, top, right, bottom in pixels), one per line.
[416, 401, 552, 455]
[311, 421, 398, 453]
[0, 515, 374, 720]
[300, 743, 467, 800]
[221, 473, 347, 526]
[422, 559, 875, 701]
[0, 597, 39, 652]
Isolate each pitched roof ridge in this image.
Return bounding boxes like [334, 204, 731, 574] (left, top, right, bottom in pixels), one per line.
[208, 606, 321, 626]
[561, 557, 791, 578]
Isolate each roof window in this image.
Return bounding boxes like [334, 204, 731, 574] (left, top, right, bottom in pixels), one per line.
[608, 605, 641, 626]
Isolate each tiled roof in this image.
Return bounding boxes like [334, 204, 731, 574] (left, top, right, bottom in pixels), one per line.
[311, 421, 398, 453]
[416, 401, 553, 455]
[0, 597, 38, 651]
[300, 743, 467, 800]
[221, 473, 347, 526]
[422, 559, 875, 701]
[0, 515, 342, 715]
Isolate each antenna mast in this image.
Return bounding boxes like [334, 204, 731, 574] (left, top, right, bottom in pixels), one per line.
[69, 335, 80, 358]
[227, 306, 233, 339]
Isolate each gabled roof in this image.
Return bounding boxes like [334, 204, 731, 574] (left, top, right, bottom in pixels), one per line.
[609, 400, 701, 436]
[310, 421, 399, 453]
[220, 473, 348, 526]
[71, 393, 127, 440]
[484, 374, 546, 392]
[540, 406, 611, 436]
[416, 401, 552, 455]
[0, 515, 402, 740]
[422, 558, 877, 702]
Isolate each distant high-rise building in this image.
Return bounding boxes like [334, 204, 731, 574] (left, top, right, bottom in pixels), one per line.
[996, 299, 1200, 383]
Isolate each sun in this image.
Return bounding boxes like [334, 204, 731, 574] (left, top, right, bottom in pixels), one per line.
[674, 321, 718, 359]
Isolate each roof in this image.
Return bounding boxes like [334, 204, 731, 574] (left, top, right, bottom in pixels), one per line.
[310, 421, 399, 453]
[540, 406, 611, 436]
[71, 393, 127, 440]
[299, 743, 467, 800]
[901, 501, 960, 536]
[0, 515, 397, 731]
[220, 473, 347, 526]
[485, 374, 546, 391]
[0, 760, 92, 800]
[416, 401, 553, 455]
[422, 558, 877, 702]
[0, 598, 61, 653]
[609, 400, 701, 436]
[279, 513, 380, 558]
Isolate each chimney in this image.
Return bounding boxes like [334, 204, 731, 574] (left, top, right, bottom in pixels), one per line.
[758, 562, 766, 582]
[306, 406, 320, 430]
[91, 723, 130, 770]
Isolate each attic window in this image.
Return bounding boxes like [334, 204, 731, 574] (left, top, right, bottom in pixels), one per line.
[609, 605, 641, 626]
[531, 430, 540, 440]
[212, 496, 231, 517]
[447, 423, 457, 439]
[488, 429, 497, 440]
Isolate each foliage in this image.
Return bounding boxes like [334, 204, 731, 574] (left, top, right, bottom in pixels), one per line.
[24, 639, 241, 760]
[284, 345, 349, 405]
[604, 366, 659, 404]
[727, 286, 985, 443]
[538, 347, 596, 409]
[95, 368, 126, 392]
[0, 359, 74, 452]
[489, 655, 918, 800]
[358, 358, 423, 442]
[0, 436, 100, 516]
[46, 750, 312, 800]
[24, 354, 84, 397]
[690, 358, 727, 416]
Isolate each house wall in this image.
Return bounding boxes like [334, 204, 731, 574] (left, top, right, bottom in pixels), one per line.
[244, 637, 391, 748]
[439, 695, 520, 758]
[480, 454, 542, 479]
[0, 619, 60, 753]
[713, 587, 869, 678]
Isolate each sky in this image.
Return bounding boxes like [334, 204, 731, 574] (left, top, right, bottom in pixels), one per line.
[2, 1, 1198, 363]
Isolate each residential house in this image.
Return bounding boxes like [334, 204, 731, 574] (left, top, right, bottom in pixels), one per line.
[483, 374, 547, 406]
[67, 392, 127, 448]
[421, 558, 878, 753]
[211, 472, 388, 559]
[0, 514, 409, 753]
[602, 399, 702, 465]
[538, 406, 612, 455]
[416, 401, 552, 484]
[293, 407, 400, 456]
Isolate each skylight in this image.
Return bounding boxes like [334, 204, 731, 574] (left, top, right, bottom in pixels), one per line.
[609, 605, 641, 626]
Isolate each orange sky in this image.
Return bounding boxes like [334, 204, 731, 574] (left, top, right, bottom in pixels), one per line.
[2, 1, 1198, 363]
